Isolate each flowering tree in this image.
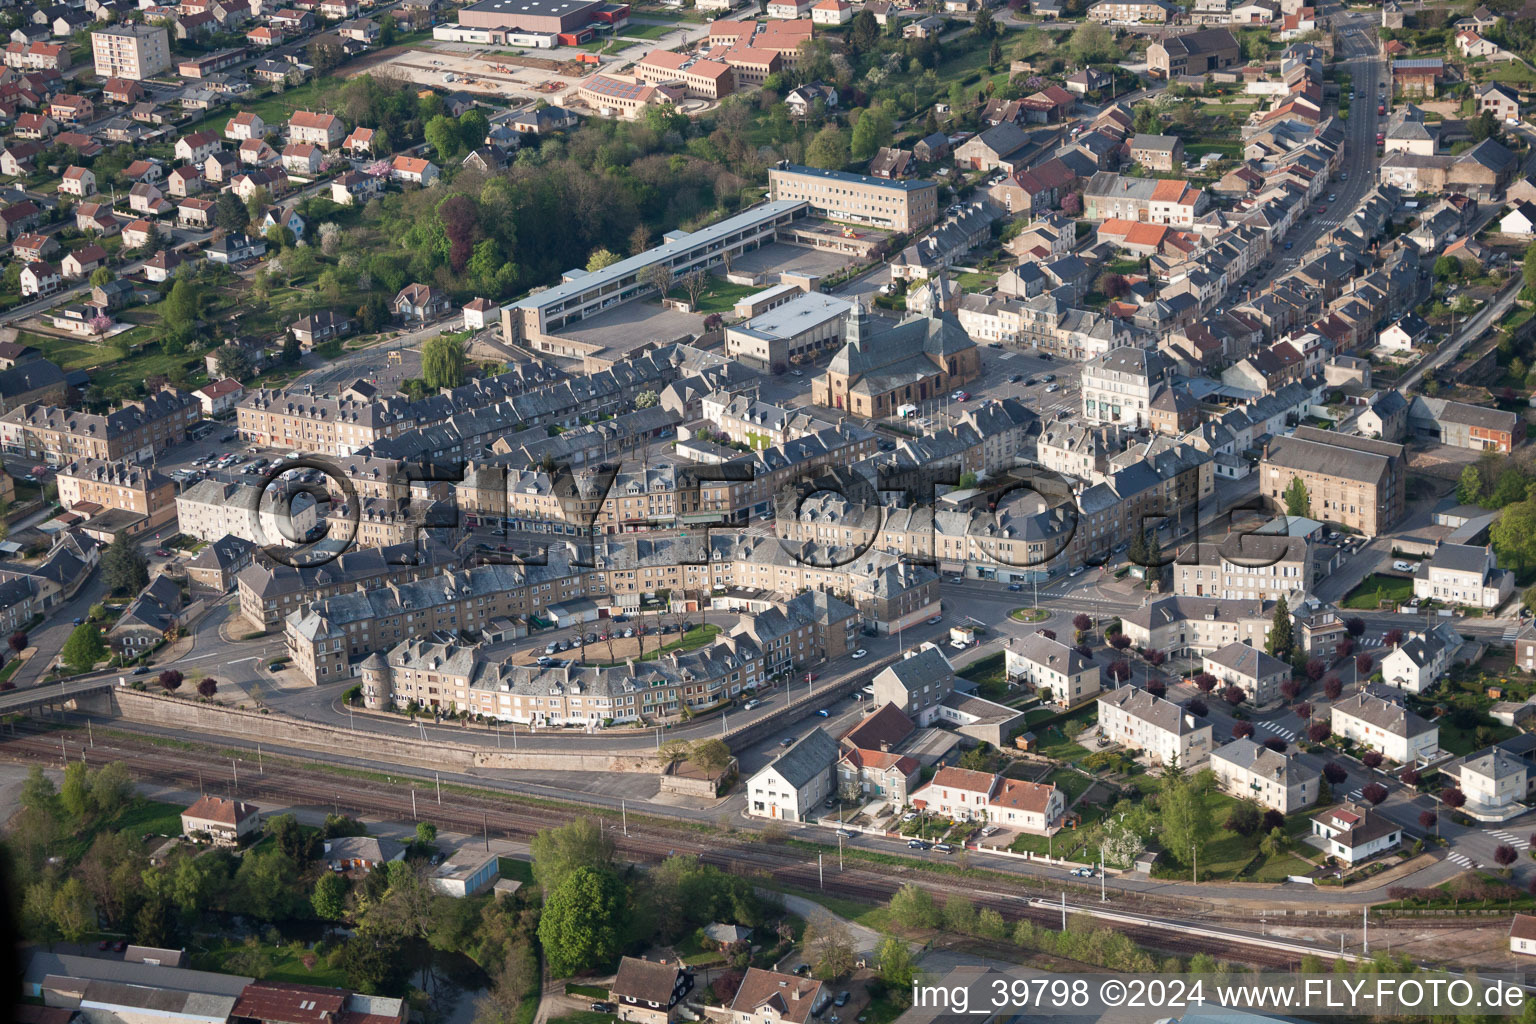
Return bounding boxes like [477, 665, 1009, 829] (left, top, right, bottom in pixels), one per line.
[89, 314, 113, 336]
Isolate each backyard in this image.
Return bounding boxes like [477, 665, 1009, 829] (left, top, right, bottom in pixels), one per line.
[1341, 572, 1415, 610]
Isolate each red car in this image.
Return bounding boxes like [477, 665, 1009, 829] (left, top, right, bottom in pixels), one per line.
[1378, 104, 1386, 115]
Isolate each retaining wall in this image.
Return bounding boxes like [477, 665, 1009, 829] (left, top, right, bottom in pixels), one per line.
[109, 689, 676, 774]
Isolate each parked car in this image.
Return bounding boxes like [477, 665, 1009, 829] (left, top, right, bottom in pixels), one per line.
[590, 1003, 615, 1013]
[153, 548, 171, 557]
[908, 839, 929, 849]
[926, 615, 943, 625]
[743, 699, 761, 711]
[816, 708, 830, 717]
[836, 994, 851, 1007]
[980, 825, 998, 837]
[72, 617, 83, 625]
[836, 828, 854, 839]
[850, 649, 868, 659]
[1007, 583, 1023, 592]
[1392, 560, 1414, 572]
[934, 843, 954, 853]
[1045, 383, 1060, 393]
[781, 737, 796, 747]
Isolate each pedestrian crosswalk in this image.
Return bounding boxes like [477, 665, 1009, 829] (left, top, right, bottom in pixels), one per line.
[1258, 720, 1297, 742]
[1347, 788, 1363, 802]
[1504, 626, 1522, 642]
[1447, 851, 1477, 869]
[1488, 829, 1531, 850]
[1357, 636, 1382, 649]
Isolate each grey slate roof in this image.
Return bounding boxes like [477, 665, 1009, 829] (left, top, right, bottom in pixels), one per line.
[765, 726, 839, 789]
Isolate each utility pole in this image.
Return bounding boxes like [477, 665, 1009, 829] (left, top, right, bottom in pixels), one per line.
[411, 788, 417, 820]
[232, 758, 238, 794]
[818, 853, 823, 889]
[483, 811, 489, 850]
[1060, 891, 1066, 931]
[87, 720, 92, 748]
[1192, 843, 1197, 885]
[1101, 854, 1106, 902]
[258, 743, 263, 774]
[622, 799, 628, 837]
[1362, 906, 1368, 954]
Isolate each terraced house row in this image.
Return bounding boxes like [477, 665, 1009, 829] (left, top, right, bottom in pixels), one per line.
[284, 534, 941, 683]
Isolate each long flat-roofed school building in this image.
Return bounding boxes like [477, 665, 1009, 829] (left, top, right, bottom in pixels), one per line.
[501, 199, 810, 348]
[457, 0, 628, 43]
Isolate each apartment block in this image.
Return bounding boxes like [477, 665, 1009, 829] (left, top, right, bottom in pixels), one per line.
[767, 163, 938, 232]
[91, 23, 170, 80]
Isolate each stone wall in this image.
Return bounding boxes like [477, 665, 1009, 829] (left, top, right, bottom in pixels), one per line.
[109, 688, 675, 774]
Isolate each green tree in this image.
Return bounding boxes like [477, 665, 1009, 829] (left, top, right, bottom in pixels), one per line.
[60, 623, 105, 672]
[973, 5, 996, 35]
[244, 186, 270, 222]
[1490, 468, 1531, 507]
[875, 936, 917, 997]
[887, 882, 938, 929]
[1243, 32, 1268, 60]
[163, 278, 200, 331]
[1433, 254, 1460, 280]
[415, 821, 437, 845]
[528, 817, 615, 893]
[51, 877, 96, 942]
[102, 532, 148, 595]
[1159, 773, 1212, 871]
[1266, 595, 1293, 659]
[850, 106, 893, 162]
[266, 812, 320, 863]
[1282, 476, 1310, 517]
[60, 761, 91, 819]
[1457, 464, 1484, 505]
[89, 266, 112, 288]
[1525, 242, 1536, 291]
[339, 928, 408, 994]
[1492, 498, 1536, 571]
[688, 738, 732, 773]
[421, 335, 469, 390]
[425, 114, 462, 161]
[215, 344, 254, 380]
[805, 125, 850, 169]
[459, 108, 490, 149]
[586, 248, 621, 272]
[1068, 21, 1117, 63]
[214, 190, 248, 232]
[643, 102, 687, 136]
[850, 9, 879, 50]
[313, 872, 348, 920]
[90, 761, 132, 815]
[537, 866, 626, 977]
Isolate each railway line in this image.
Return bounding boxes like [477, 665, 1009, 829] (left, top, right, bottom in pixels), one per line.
[2, 726, 1313, 969]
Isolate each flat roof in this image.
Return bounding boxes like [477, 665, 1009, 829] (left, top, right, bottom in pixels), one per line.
[506, 199, 806, 314]
[730, 292, 852, 341]
[771, 163, 937, 193]
[462, 0, 602, 13]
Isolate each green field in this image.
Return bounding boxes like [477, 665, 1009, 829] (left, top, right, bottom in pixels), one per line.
[1341, 573, 1414, 610]
[620, 21, 686, 38]
[192, 937, 351, 989]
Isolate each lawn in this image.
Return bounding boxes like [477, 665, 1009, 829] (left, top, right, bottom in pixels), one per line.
[958, 651, 1009, 702]
[590, 625, 721, 666]
[664, 278, 761, 314]
[178, 79, 330, 137]
[619, 21, 684, 38]
[56, 799, 187, 867]
[192, 937, 351, 989]
[1045, 767, 1094, 803]
[1031, 706, 1097, 760]
[498, 856, 535, 884]
[1340, 573, 1414, 610]
[565, 984, 610, 999]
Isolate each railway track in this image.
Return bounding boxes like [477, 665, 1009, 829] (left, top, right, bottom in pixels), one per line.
[3, 727, 1311, 969]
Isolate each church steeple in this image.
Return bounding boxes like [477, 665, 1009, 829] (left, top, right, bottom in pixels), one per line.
[846, 301, 872, 347]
